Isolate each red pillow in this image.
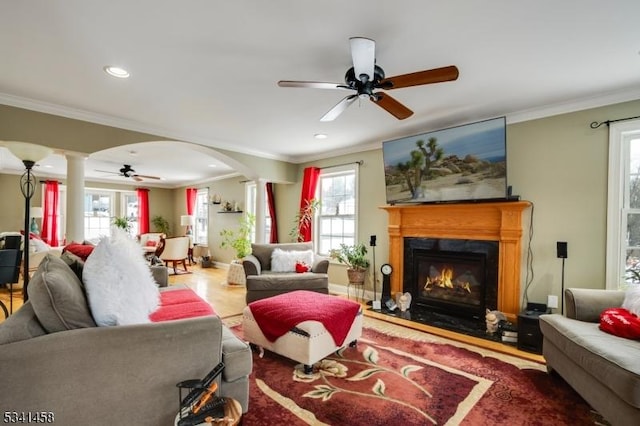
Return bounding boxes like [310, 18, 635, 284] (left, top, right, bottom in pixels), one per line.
[295, 262, 310, 273]
[145, 240, 157, 247]
[64, 243, 95, 261]
[599, 308, 640, 339]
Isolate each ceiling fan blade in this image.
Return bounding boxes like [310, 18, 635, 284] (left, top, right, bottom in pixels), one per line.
[349, 37, 375, 82]
[371, 93, 413, 120]
[320, 94, 358, 122]
[278, 81, 350, 90]
[134, 174, 161, 180]
[133, 176, 143, 182]
[379, 66, 459, 90]
[95, 169, 120, 175]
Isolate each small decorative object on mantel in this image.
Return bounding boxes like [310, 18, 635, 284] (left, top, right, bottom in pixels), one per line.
[211, 194, 222, 205]
[395, 292, 412, 312]
[485, 309, 507, 335]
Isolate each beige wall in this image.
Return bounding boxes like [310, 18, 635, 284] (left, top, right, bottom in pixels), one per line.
[3, 98, 640, 306]
[275, 99, 640, 304]
[174, 176, 249, 264]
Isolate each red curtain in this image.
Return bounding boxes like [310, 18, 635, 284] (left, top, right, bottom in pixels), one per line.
[137, 188, 150, 235]
[41, 180, 59, 246]
[186, 188, 197, 215]
[266, 182, 278, 243]
[298, 167, 320, 242]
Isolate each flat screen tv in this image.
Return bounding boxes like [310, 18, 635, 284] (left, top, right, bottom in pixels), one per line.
[382, 117, 507, 204]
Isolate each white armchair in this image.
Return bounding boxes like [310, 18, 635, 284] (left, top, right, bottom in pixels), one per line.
[159, 236, 190, 274]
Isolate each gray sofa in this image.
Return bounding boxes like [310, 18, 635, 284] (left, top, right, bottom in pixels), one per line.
[539, 288, 640, 426]
[242, 242, 329, 303]
[0, 254, 252, 426]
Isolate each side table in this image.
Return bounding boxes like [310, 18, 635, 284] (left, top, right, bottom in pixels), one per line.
[517, 311, 546, 354]
[174, 397, 242, 426]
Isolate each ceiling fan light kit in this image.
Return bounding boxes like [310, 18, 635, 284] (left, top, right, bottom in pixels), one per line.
[278, 37, 459, 121]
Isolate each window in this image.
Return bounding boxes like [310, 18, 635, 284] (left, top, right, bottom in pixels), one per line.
[194, 188, 209, 245]
[121, 192, 138, 237]
[246, 183, 270, 243]
[316, 165, 358, 255]
[84, 190, 114, 240]
[606, 118, 640, 289]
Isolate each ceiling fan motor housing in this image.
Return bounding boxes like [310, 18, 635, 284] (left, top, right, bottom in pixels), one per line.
[345, 65, 385, 97]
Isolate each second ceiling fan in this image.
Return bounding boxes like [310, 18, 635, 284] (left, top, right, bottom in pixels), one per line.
[278, 37, 459, 121]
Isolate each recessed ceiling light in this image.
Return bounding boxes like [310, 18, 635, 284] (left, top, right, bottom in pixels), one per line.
[103, 65, 130, 79]
[314, 133, 328, 139]
[208, 164, 217, 168]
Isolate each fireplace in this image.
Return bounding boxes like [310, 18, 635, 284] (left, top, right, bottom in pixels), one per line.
[382, 201, 530, 323]
[404, 238, 499, 321]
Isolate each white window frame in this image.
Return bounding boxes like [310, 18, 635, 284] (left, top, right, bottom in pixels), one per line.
[120, 191, 138, 237]
[245, 182, 270, 243]
[315, 164, 359, 256]
[606, 118, 640, 289]
[84, 189, 115, 240]
[194, 188, 209, 245]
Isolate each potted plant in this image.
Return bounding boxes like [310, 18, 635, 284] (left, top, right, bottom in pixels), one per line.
[219, 213, 255, 260]
[112, 216, 132, 232]
[330, 242, 371, 284]
[289, 198, 320, 242]
[151, 215, 170, 235]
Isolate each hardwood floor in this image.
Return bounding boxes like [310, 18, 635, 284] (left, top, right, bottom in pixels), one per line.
[167, 263, 247, 318]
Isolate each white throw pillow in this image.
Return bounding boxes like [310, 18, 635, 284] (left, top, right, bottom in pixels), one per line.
[271, 248, 314, 272]
[83, 228, 160, 326]
[31, 238, 51, 253]
[622, 285, 640, 317]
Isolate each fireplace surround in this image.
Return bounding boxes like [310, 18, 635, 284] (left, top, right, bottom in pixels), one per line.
[381, 201, 530, 322]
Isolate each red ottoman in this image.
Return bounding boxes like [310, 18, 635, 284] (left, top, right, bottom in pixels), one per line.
[242, 290, 362, 374]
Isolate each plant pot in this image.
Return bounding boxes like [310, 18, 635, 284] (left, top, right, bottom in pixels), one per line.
[347, 268, 366, 284]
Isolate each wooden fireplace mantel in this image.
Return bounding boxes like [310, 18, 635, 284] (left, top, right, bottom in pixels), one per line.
[381, 201, 531, 321]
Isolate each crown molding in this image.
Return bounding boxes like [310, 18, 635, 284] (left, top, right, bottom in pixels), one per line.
[0, 92, 291, 162]
[291, 87, 640, 164]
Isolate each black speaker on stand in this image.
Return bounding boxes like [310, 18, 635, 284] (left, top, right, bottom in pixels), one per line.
[367, 235, 381, 310]
[557, 241, 568, 314]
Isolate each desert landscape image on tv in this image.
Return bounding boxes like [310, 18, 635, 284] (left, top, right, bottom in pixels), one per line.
[383, 117, 507, 204]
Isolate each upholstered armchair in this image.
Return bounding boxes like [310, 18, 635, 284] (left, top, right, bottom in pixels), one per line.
[242, 242, 329, 303]
[159, 236, 190, 274]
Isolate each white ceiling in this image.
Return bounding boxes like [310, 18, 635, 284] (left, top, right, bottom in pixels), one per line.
[1, 1, 639, 186]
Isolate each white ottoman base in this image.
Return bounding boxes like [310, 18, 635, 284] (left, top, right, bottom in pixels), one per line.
[242, 305, 363, 372]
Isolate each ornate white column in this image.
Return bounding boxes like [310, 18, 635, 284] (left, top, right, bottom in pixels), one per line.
[65, 153, 86, 243]
[255, 179, 267, 244]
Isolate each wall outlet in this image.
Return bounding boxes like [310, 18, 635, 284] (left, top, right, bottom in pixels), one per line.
[547, 295, 559, 309]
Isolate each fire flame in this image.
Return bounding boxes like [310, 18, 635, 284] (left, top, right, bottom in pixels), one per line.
[424, 266, 471, 293]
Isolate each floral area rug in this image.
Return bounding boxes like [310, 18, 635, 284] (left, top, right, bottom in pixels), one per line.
[225, 316, 604, 425]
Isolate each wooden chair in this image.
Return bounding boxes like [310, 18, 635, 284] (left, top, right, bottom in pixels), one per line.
[159, 236, 190, 274]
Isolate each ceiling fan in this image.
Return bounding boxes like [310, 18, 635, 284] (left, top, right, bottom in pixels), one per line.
[96, 164, 161, 182]
[278, 37, 459, 121]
